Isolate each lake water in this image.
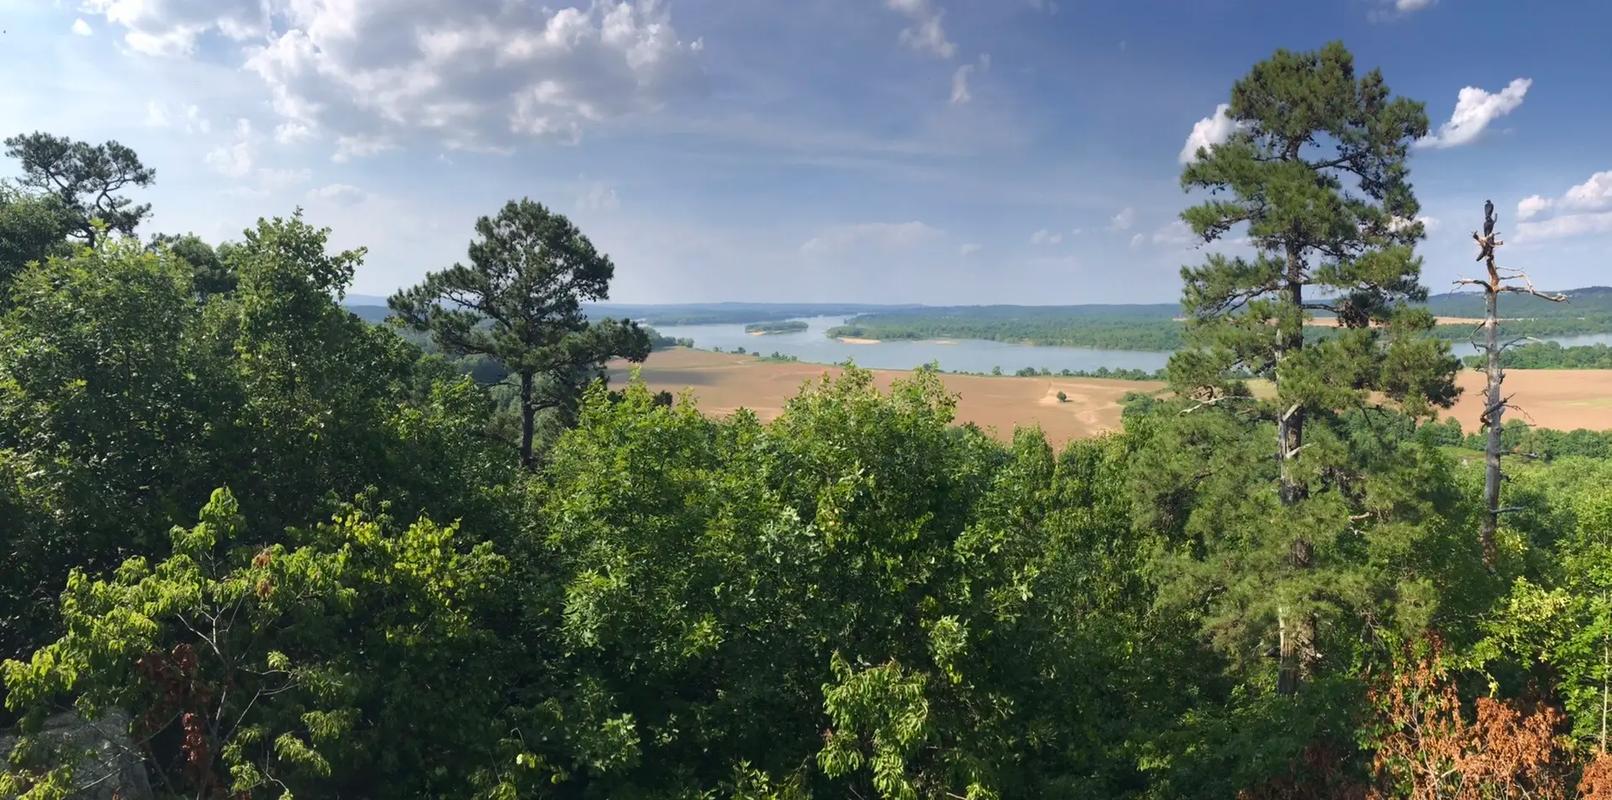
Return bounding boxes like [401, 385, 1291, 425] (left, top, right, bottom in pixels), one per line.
[653, 316, 1612, 374]
[654, 316, 1172, 373]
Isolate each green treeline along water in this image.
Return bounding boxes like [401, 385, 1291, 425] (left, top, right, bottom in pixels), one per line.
[1465, 341, 1612, 369]
[827, 290, 1612, 353]
[12, 44, 1612, 800]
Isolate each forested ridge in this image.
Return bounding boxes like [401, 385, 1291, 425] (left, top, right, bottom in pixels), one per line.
[5, 44, 1612, 800]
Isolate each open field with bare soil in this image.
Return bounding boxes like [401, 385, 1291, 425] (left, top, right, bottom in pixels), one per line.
[612, 348, 1612, 443]
[609, 348, 1160, 444]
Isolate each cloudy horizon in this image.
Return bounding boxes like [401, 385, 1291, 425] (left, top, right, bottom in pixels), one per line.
[4, 0, 1609, 304]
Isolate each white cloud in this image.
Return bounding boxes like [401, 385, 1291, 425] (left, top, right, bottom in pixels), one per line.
[1517, 195, 1552, 222]
[801, 221, 943, 255]
[1517, 211, 1612, 242]
[1151, 220, 1194, 247]
[82, 0, 267, 56]
[332, 135, 396, 163]
[88, 1, 704, 154]
[886, 0, 955, 59]
[1109, 207, 1136, 231]
[205, 118, 256, 178]
[959, 242, 982, 257]
[144, 101, 169, 128]
[1564, 170, 1612, 211]
[1128, 233, 1145, 248]
[1387, 215, 1439, 234]
[71, 18, 93, 36]
[1179, 103, 1242, 164]
[1514, 169, 1612, 241]
[1029, 228, 1063, 245]
[576, 181, 621, 211]
[307, 183, 368, 206]
[1369, 0, 1434, 20]
[949, 53, 989, 105]
[146, 101, 210, 133]
[1416, 78, 1531, 149]
[951, 64, 974, 104]
[275, 121, 314, 145]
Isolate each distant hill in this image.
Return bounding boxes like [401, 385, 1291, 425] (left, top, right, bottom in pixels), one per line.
[346, 305, 392, 323]
[583, 302, 917, 325]
[339, 288, 1612, 328]
[1425, 286, 1612, 319]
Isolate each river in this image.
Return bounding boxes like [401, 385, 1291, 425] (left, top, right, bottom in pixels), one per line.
[651, 316, 1612, 374]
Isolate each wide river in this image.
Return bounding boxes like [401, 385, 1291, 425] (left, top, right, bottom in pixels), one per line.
[653, 316, 1612, 374]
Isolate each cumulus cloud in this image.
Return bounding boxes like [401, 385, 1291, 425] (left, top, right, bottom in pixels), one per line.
[205, 118, 256, 178]
[576, 181, 621, 212]
[1029, 228, 1063, 245]
[146, 101, 210, 133]
[1395, 0, 1435, 9]
[1517, 195, 1552, 221]
[1109, 207, 1135, 232]
[1387, 215, 1440, 234]
[71, 18, 93, 36]
[886, 0, 955, 59]
[1565, 170, 1612, 210]
[959, 242, 982, 257]
[86, 1, 705, 154]
[1515, 169, 1612, 241]
[307, 183, 368, 206]
[82, 0, 268, 56]
[1179, 103, 1242, 164]
[801, 221, 943, 255]
[1416, 78, 1531, 149]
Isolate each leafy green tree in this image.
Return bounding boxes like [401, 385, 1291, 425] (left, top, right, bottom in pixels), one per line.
[390, 198, 649, 469]
[1479, 489, 1612, 753]
[530, 371, 1186, 797]
[0, 186, 70, 294]
[1168, 41, 1458, 694]
[2, 488, 514, 798]
[0, 236, 207, 662]
[150, 232, 237, 298]
[4, 133, 154, 246]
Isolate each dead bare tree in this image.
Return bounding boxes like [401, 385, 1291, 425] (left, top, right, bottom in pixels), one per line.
[1455, 199, 1566, 568]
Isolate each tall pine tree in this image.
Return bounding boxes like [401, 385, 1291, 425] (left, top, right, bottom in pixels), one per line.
[1168, 42, 1459, 694]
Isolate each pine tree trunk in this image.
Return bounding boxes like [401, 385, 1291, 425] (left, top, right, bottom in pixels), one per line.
[519, 369, 536, 471]
[1481, 285, 1502, 567]
[1276, 244, 1315, 696]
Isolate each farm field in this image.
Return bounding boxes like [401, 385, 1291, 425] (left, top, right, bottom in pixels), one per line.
[614, 348, 1612, 443]
[609, 347, 1161, 444]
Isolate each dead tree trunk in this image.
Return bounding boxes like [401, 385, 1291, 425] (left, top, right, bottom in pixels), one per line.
[1457, 200, 1564, 568]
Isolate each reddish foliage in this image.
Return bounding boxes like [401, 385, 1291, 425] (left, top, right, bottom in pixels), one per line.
[134, 642, 223, 795]
[1580, 754, 1612, 800]
[1368, 636, 1574, 799]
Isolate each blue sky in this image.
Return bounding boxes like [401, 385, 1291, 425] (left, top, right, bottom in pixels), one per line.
[2, 0, 1608, 304]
